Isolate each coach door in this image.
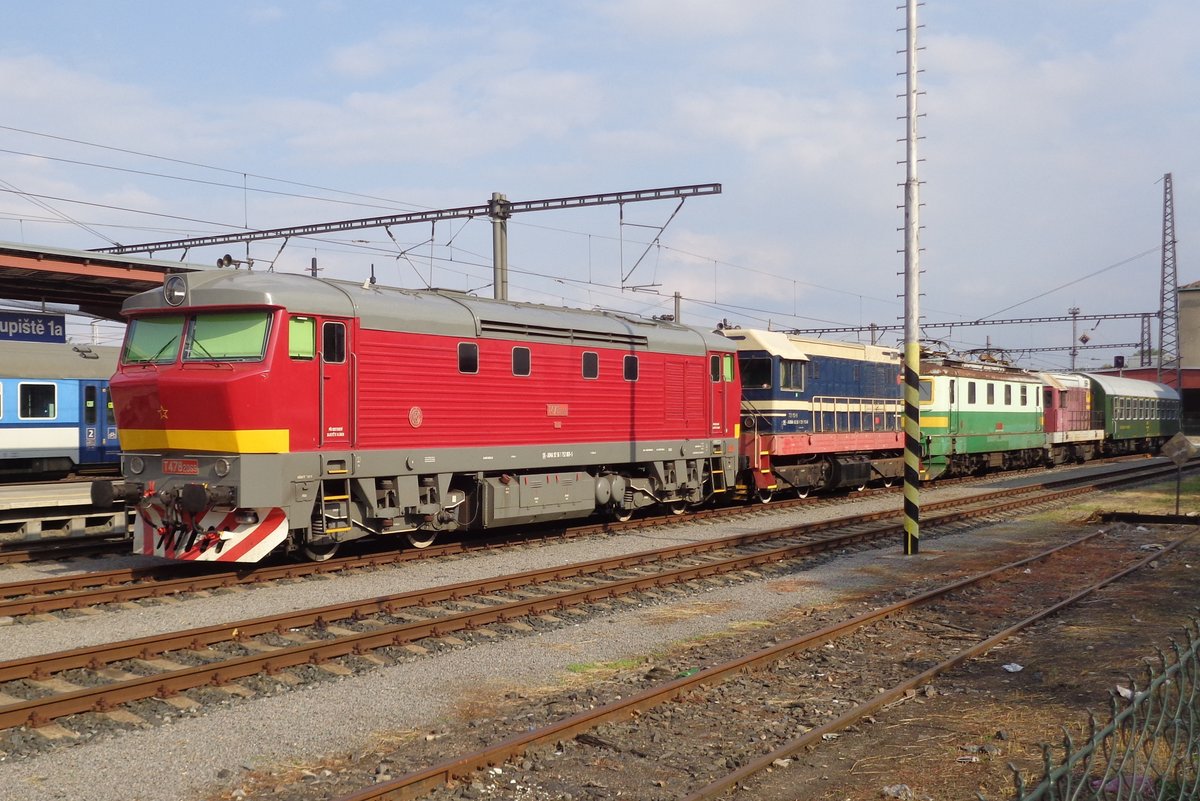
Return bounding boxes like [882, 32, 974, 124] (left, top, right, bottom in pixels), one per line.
[79, 381, 118, 465]
[320, 321, 352, 446]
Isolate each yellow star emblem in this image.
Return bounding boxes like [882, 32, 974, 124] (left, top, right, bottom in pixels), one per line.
[158, 406, 169, 420]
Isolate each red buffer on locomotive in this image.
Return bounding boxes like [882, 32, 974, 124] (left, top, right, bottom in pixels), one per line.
[92, 270, 742, 563]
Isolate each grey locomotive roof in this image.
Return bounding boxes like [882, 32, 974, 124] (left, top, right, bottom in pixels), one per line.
[122, 269, 732, 355]
[1083, 372, 1180, 401]
[0, 341, 119, 379]
[921, 359, 1041, 383]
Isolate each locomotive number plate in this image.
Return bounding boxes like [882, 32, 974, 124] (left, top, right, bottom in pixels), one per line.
[163, 458, 200, 475]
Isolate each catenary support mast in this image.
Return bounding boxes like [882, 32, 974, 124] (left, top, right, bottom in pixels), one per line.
[1158, 173, 1180, 388]
[902, 0, 922, 555]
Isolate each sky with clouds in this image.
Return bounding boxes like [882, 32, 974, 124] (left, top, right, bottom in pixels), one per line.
[0, 0, 1195, 369]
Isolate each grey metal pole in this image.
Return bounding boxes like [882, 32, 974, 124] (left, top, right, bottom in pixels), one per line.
[902, 0, 922, 555]
[490, 192, 510, 301]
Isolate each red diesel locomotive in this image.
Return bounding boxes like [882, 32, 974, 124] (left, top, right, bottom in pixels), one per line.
[93, 270, 742, 562]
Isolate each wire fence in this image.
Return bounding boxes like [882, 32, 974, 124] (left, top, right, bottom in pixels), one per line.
[1009, 619, 1200, 801]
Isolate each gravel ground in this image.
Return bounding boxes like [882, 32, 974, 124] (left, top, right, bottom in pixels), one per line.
[0, 468, 1158, 801]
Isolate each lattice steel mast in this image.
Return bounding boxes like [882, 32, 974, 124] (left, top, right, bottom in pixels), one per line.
[1158, 173, 1181, 388]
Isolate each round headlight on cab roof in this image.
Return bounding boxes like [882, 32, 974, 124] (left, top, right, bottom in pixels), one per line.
[164, 275, 187, 306]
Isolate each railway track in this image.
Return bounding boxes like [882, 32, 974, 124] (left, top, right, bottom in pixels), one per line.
[0, 458, 1185, 621]
[0, 453, 1156, 566]
[0, 460, 1184, 747]
[328, 509, 1195, 801]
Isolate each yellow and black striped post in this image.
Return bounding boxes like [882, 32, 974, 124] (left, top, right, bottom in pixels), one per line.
[901, 0, 921, 555]
[902, 342, 921, 554]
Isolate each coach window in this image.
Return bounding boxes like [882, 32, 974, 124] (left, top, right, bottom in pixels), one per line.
[1004, 385, 1012, 406]
[458, 342, 479, 374]
[289, 316, 316, 359]
[623, 354, 639, 381]
[583, 351, 599, 379]
[85, 386, 98, 426]
[918, 379, 932, 403]
[739, 357, 771, 389]
[322, 322, 346, 364]
[19, 383, 55, 419]
[949, 380, 955, 405]
[967, 382, 976, 405]
[1020, 385, 1028, 406]
[512, 346, 531, 377]
[781, 359, 804, 391]
[986, 383, 995, 405]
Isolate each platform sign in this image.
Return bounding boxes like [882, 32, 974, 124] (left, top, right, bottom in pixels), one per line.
[0, 311, 66, 343]
[1161, 432, 1198, 467]
[1160, 432, 1197, 515]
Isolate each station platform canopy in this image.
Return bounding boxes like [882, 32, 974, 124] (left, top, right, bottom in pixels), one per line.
[0, 241, 207, 320]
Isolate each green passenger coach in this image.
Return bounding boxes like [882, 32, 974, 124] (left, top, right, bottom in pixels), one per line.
[1087, 373, 1180, 452]
[918, 358, 1046, 480]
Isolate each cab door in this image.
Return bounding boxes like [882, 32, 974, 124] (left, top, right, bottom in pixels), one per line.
[79, 381, 119, 466]
[709, 353, 731, 436]
[320, 320, 352, 446]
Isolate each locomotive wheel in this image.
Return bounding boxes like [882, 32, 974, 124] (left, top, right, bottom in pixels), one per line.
[610, 504, 633, 523]
[406, 530, 438, 549]
[756, 487, 774, 504]
[669, 501, 687, 515]
[795, 488, 810, 499]
[301, 540, 340, 562]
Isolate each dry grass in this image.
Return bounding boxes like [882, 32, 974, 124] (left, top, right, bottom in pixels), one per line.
[636, 599, 739, 625]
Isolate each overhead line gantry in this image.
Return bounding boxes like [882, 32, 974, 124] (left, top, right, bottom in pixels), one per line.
[90, 184, 722, 301]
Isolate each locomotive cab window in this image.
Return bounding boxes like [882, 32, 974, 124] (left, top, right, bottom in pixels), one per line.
[986, 383, 995, 405]
[918, 379, 932, 403]
[1021, 385, 1028, 406]
[710, 355, 720, 382]
[1004, 385, 1012, 406]
[288, 316, 316, 359]
[723, 354, 735, 382]
[623, 354, 639, 382]
[19, 383, 55, 419]
[123, 314, 184, 364]
[968, 382, 977, 405]
[185, 311, 271, 362]
[780, 360, 804, 391]
[739, 357, 771, 389]
[583, 351, 599, 379]
[512, 346, 531, 377]
[322, 322, 346, 364]
[458, 342, 479, 374]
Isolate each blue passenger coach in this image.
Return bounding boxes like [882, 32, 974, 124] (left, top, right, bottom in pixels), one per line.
[0, 341, 120, 478]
